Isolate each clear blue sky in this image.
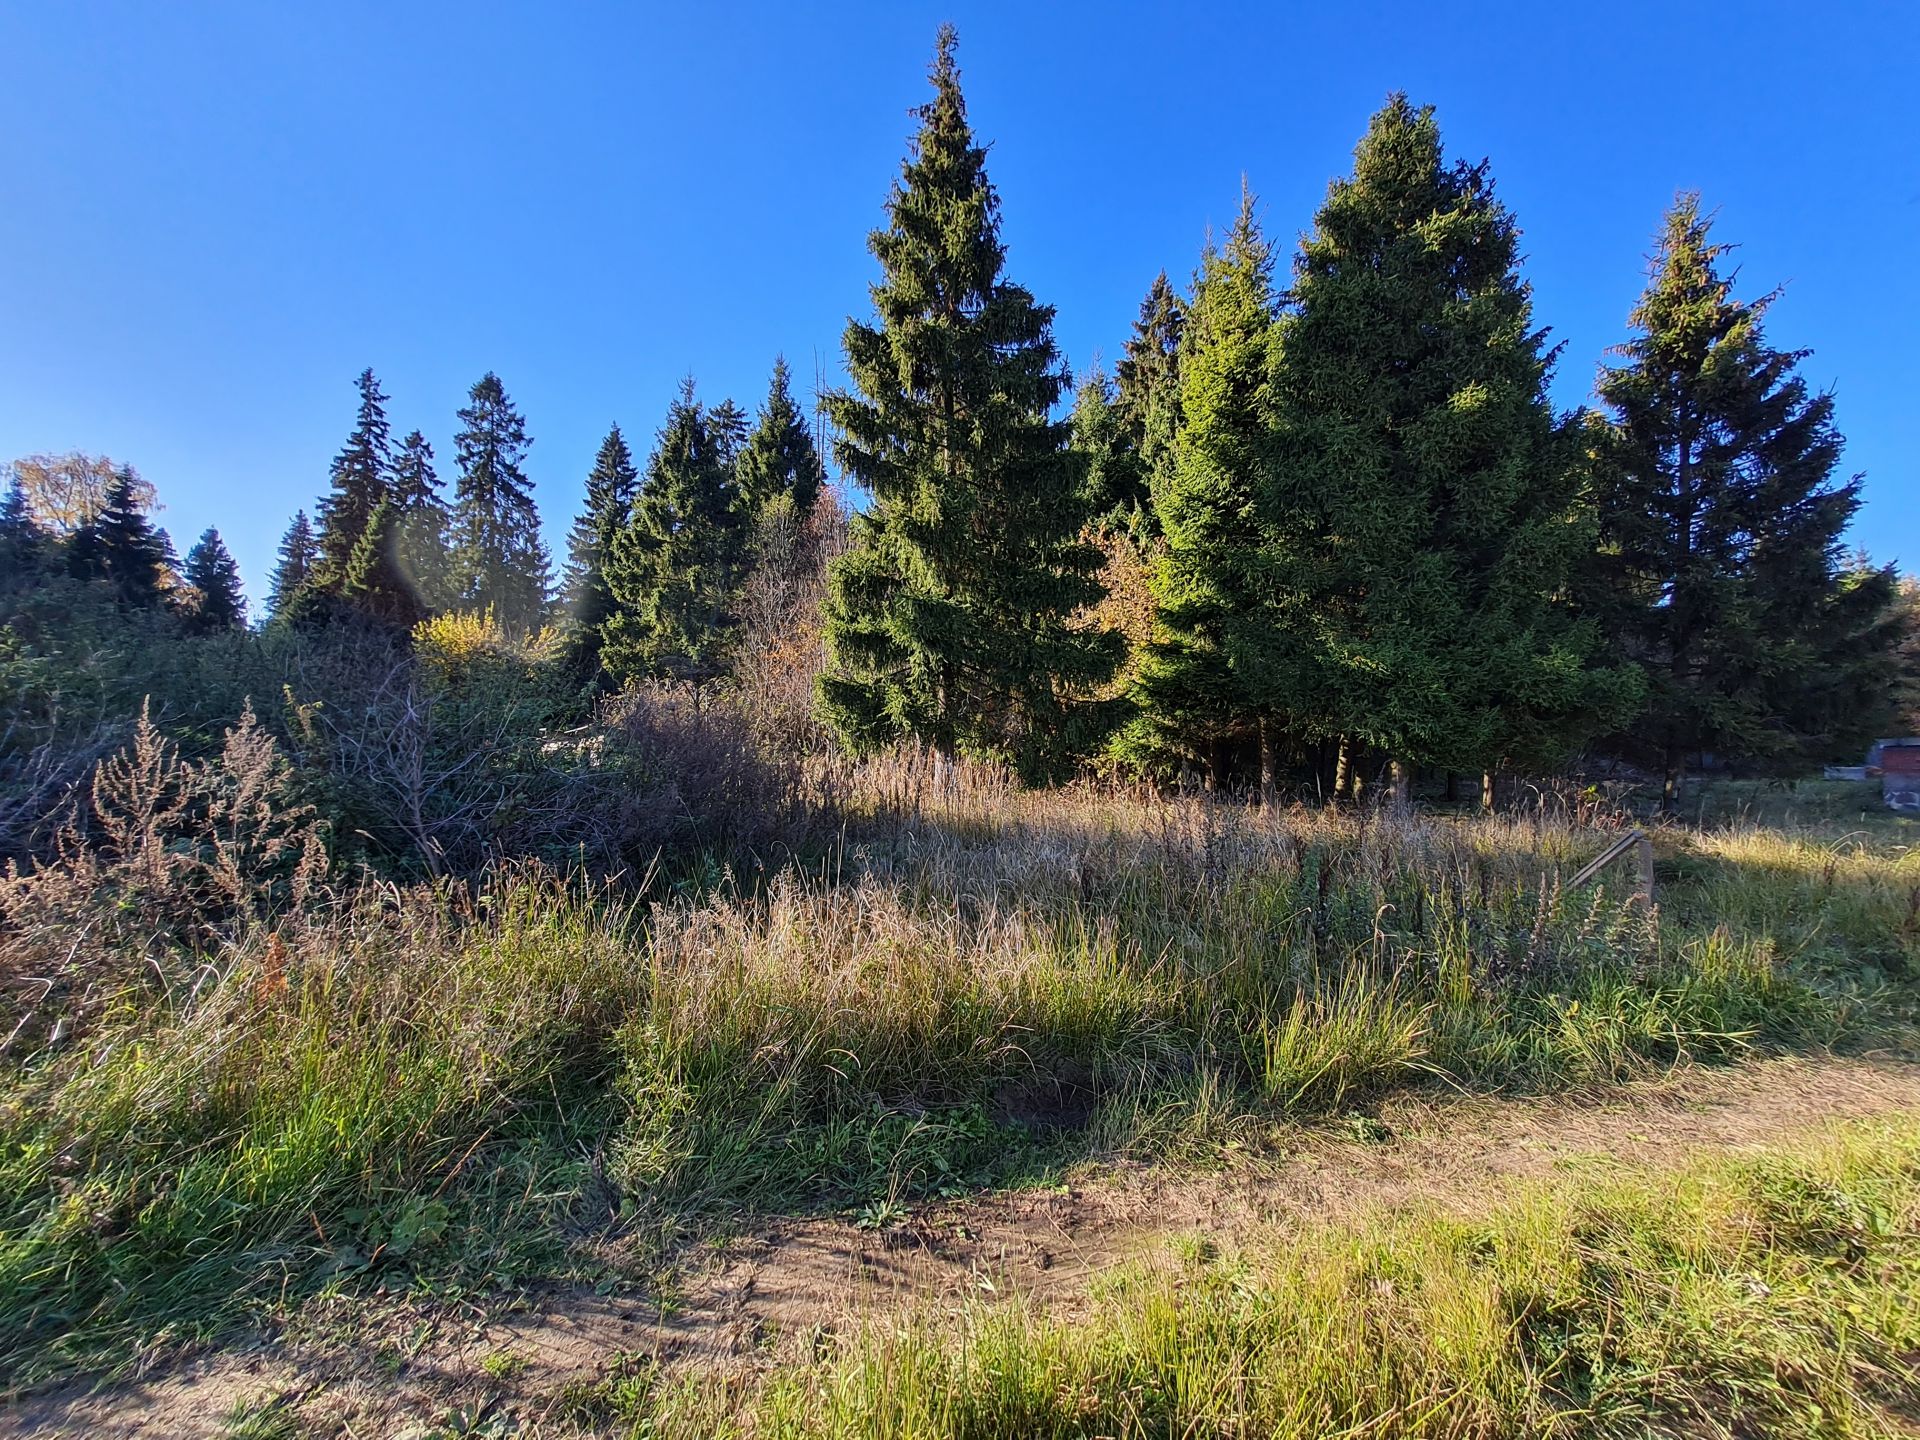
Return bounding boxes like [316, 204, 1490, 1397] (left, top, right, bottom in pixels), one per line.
[3, 1, 1915, 602]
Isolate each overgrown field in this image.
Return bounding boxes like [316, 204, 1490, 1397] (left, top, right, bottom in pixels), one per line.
[0, 755, 1915, 1408]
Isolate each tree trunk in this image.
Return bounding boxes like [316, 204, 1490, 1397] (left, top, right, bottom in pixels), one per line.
[1661, 743, 1683, 816]
[1259, 717, 1278, 805]
[1387, 758, 1410, 810]
[1481, 769, 1496, 812]
[1333, 735, 1352, 805]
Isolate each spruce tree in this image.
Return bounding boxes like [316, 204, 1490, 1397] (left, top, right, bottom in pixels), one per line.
[72, 466, 171, 610]
[449, 372, 550, 631]
[389, 429, 451, 611]
[1113, 270, 1185, 525]
[342, 497, 425, 629]
[1258, 97, 1636, 800]
[707, 398, 750, 477]
[268, 511, 317, 617]
[599, 381, 747, 682]
[184, 527, 247, 631]
[1072, 364, 1149, 535]
[315, 368, 393, 586]
[1128, 190, 1277, 782]
[819, 26, 1117, 776]
[737, 357, 827, 521]
[1592, 195, 1895, 804]
[562, 423, 640, 677]
[0, 476, 48, 580]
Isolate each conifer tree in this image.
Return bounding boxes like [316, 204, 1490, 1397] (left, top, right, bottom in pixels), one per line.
[737, 357, 827, 522]
[71, 466, 171, 610]
[1113, 271, 1185, 524]
[562, 423, 640, 677]
[449, 372, 550, 631]
[1257, 97, 1636, 801]
[600, 381, 747, 682]
[342, 497, 425, 629]
[183, 527, 247, 631]
[1128, 189, 1277, 781]
[819, 26, 1117, 776]
[1072, 364, 1149, 535]
[389, 430, 451, 611]
[315, 368, 393, 586]
[0, 476, 48, 579]
[1591, 195, 1895, 804]
[706, 398, 750, 478]
[268, 511, 317, 617]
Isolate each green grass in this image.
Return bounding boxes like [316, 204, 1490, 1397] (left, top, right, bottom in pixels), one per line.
[0, 781, 1914, 1387]
[647, 1111, 1920, 1438]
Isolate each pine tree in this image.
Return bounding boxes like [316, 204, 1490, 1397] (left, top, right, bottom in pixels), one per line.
[268, 511, 318, 617]
[183, 527, 247, 631]
[315, 368, 394, 586]
[562, 423, 640, 677]
[1592, 195, 1895, 805]
[449, 372, 550, 631]
[599, 381, 748, 682]
[1127, 189, 1277, 782]
[71, 466, 171, 610]
[342, 497, 425, 629]
[390, 429, 451, 611]
[737, 357, 827, 522]
[819, 26, 1117, 776]
[1113, 271, 1185, 526]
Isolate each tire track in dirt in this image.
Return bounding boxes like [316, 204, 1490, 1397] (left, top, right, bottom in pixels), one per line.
[10, 1053, 1920, 1438]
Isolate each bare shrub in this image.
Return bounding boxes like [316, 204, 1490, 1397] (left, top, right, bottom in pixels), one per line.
[729, 495, 845, 761]
[0, 701, 326, 1056]
[599, 679, 809, 859]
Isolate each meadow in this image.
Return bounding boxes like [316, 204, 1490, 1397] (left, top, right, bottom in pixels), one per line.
[2, 740, 1915, 1435]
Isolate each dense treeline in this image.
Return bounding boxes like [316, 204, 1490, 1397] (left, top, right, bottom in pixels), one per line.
[0, 25, 1909, 862]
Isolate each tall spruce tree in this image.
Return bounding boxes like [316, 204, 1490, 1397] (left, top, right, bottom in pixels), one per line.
[1113, 270, 1186, 527]
[315, 368, 393, 586]
[562, 423, 640, 677]
[1128, 189, 1278, 782]
[1257, 97, 1636, 801]
[450, 372, 550, 631]
[71, 466, 171, 610]
[819, 26, 1117, 776]
[737, 357, 827, 522]
[1591, 195, 1894, 805]
[599, 381, 748, 682]
[389, 429, 451, 611]
[183, 527, 246, 631]
[268, 511, 317, 617]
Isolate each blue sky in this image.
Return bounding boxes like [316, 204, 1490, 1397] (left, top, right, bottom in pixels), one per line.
[3, 1, 1915, 601]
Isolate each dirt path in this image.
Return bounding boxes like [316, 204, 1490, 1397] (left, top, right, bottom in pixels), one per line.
[9, 1053, 1920, 1438]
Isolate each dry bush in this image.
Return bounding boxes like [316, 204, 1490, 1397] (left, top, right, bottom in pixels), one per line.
[598, 679, 810, 860]
[729, 495, 845, 761]
[0, 701, 325, 1057]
